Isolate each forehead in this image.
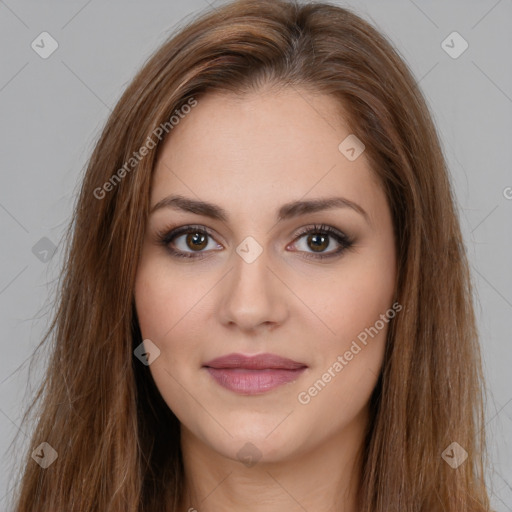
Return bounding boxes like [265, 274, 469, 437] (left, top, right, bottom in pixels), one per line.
[157, 88, 351, 171]
[151, 88, 384, 223]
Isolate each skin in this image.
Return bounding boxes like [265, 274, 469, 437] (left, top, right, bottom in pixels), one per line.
[134, 87, 397, 512]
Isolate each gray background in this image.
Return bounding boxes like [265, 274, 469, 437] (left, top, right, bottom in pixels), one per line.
[0, 0, 511, 509]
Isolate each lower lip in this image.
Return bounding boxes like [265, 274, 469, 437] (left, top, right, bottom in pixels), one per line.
[205, 367, 306, 395]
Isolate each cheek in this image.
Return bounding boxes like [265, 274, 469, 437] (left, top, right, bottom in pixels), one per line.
[133, 260, 206, 395]
[293, 286, 393, 437]
[135, 258, 209, 344]
[134, 262, 205, 422]
[292, 243, 396, 410]
[302, 250, 396, 349]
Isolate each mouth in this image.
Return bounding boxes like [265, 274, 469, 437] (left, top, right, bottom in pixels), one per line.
[203, 353, 308, 395]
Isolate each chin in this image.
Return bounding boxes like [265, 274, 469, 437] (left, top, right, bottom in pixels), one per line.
[193, 413, 305, 465]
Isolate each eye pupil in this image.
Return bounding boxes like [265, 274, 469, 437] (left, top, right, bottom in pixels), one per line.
[186, 232, 208, 250]
[308, 233, 329, 252]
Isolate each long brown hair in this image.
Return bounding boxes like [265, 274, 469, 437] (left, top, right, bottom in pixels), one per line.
[10, 1, 491, 510]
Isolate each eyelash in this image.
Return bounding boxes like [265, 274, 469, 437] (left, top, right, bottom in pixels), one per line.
[154, 223, 354, 261]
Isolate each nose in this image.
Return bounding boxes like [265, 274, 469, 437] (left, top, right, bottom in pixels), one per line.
[217, 245, 289, 333]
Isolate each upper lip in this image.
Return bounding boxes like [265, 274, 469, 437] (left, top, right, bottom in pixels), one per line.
[203, 353, 307, 370]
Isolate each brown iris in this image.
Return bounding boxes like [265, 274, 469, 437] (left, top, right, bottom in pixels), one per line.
[308, 233, 329, 252]
[186, 232, 208, 251]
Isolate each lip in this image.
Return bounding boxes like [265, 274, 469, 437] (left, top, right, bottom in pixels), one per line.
[203, 353, 308, 395]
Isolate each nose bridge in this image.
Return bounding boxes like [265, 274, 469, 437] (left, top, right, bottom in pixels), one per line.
[218, 237, 288, 330]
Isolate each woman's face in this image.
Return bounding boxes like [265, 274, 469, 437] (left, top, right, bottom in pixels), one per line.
[135, 88, 397, 465]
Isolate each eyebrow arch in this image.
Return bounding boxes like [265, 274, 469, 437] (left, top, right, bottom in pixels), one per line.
[150, 194, 370, 225]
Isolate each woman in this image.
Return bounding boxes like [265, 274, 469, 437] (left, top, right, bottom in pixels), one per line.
[11, 0, 492, 510]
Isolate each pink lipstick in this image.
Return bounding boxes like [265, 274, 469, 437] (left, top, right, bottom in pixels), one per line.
[203, 353, 307, 395]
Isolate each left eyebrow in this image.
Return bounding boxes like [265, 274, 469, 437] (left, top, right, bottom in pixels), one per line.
[277, 196, 370, 225]
[150, 194, 371, 226]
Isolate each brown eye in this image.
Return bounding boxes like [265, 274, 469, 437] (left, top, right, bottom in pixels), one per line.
[289, 224, 354, 260]
[186, 232, 208, 251]
[157, 225, 223, 259]
[307, 233, 330, 252]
